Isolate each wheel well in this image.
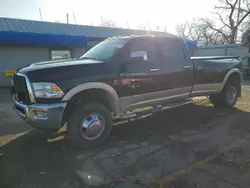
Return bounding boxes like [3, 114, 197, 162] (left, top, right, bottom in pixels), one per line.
[61, 89, 115, 126]
[226, 72, 241, 97]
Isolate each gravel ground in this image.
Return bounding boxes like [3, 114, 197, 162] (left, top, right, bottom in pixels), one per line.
[1, 82, 250, 188]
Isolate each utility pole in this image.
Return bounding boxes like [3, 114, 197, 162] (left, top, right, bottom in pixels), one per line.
[100, 16, 104, 26]
[235, 0, 241, 42]
[73, 12, 76, 24]
[39, 8, 43, 21]
[67, 13, 69, 24]
[125, 20, 130, 29]
[164, 23, 167, 32]
[146, 21, 152, 33]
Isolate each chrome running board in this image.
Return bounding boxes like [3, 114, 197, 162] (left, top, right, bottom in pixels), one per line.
[117, 99, 193, 120]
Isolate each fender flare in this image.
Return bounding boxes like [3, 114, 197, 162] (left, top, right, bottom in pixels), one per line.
[62, 82, 120, 113]
[221, 68, 242, 91]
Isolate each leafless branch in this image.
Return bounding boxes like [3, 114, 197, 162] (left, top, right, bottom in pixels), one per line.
[242, 0, 250, 11]
[201, 18, 230, 42]
[213, 12, 231, 29]
[227, 0, 238, 28]
[100, 18, 120, 28]
[237, 10, 250, 26]
[225, 0, 237, 7]
[215, 6, 231, 9]
[177, 0, 250, 44]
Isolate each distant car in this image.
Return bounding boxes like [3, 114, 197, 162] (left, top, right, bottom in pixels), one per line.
[11, 36, 242, 148]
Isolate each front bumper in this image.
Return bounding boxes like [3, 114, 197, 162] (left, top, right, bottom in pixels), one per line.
[13, 99, 67, 130]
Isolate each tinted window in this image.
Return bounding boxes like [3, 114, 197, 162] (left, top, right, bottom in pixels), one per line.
[129, 38, 156, 62]
[155, 38, 184, 60]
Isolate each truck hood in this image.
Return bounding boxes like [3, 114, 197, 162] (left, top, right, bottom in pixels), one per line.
[16, 58, 114, 87]
[18, 59, 104, 73]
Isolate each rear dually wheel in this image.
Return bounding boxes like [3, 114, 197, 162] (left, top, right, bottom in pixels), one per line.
[210, 80, 238, 108]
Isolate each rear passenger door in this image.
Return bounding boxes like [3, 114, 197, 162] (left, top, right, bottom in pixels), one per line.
[154, 38, 193, 99]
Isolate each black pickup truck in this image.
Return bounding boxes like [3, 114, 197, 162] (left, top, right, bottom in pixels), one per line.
[11, 36, 242, 148]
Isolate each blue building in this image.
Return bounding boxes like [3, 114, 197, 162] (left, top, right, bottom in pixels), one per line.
[0, 17, 196, 86]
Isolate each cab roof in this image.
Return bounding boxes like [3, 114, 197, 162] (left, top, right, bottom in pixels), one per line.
[106, 35, 184, 41]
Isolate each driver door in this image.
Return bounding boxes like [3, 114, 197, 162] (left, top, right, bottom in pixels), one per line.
[119, 38, 163, 109]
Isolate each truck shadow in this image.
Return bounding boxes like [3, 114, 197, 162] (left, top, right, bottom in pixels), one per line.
[106, 103, 249, 146]
[1, 103, 250, 187]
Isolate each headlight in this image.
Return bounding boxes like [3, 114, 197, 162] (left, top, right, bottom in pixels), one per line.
[32, 82, 64, 98]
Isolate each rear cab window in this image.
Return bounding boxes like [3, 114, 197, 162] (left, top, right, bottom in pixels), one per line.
[154, 37, 191, 68]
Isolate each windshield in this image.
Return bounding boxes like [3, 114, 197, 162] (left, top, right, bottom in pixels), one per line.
[80, 39, 128, 61]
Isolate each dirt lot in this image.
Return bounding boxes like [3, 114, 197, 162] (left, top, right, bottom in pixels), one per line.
[1, 82, 250, 188]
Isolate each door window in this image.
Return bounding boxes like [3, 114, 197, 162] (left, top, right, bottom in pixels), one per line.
[129, 39, 156, 62]
[124, 38, 159, 74]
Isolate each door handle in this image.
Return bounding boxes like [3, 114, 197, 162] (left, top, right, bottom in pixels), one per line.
[184, 65, 191, 69]
[150, 68, 160, 72]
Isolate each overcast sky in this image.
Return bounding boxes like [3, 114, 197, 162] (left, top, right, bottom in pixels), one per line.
[0, 0, 218, 34]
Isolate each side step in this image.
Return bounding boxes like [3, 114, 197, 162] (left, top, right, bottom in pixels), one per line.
[117, 99, 193, 120]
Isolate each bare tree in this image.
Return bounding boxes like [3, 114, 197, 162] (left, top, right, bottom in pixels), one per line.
[241, 19, 250, 44]
[100, 18, 120, 28]
[136, 23, 148, 31]
[202, 0, 250, 44]
[177, 0, 250, 45]
[176, 19, 202, 41]
[199, 18, 230, 45]
[136, 22, 155, 31]
[176, 19, 227, 45]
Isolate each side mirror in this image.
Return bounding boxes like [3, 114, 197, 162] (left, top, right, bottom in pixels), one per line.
[129, 56, 144, 62]
[130, 51, 148, 62]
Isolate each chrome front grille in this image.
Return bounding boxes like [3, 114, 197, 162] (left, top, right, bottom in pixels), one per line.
[13, 73, 34, 104]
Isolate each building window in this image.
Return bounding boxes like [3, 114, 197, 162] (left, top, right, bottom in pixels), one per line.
[51, 50, 71, 60]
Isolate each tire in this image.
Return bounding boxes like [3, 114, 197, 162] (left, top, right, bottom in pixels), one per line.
[67, 102, 112, 149]
[209, 95, 220, 107]
[210, 80, 238, 108]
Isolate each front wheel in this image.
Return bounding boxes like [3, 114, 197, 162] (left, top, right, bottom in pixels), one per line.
[210, 81, 238, 108]
[67, 102, 112, 149]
